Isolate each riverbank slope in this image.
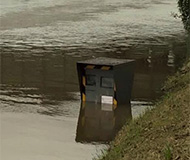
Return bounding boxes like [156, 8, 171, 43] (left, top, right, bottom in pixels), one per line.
[96, 60, 190, 160]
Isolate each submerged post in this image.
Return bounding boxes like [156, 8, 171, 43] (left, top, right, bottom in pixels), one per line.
[77, 57, 135, 110]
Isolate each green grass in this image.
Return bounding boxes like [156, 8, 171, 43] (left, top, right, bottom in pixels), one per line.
[163, 144, 172, 160]
[96, 60, 190, 160]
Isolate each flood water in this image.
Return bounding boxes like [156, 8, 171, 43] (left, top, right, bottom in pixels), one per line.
[0, 0, 187, 159]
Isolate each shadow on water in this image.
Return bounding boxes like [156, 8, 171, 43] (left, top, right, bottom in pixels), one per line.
[75, 102, 132, 143]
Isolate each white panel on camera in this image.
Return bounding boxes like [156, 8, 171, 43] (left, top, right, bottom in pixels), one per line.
[101, 96, 113, 104]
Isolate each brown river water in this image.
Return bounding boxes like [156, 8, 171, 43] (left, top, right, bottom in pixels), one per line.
[0, 0, 187, 159]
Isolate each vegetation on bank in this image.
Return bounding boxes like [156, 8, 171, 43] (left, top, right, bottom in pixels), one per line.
[95, 60, 190, 160]
[178, 0, 190, 32]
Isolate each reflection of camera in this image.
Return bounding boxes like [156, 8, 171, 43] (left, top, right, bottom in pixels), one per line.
[75, 102, 132, 143]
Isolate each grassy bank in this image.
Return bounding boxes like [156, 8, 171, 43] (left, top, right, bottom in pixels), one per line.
[96, 60, 190, 160]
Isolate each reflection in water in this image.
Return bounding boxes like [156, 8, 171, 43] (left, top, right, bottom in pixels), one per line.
[0, 53, 83, 91]
[0, 0, 187, 159]
[76, 102, 132, 143]
[0, 0, 187, 107]
[132, 60, 172, 101]
[0, 42, 187, 103]
[1, 43, 186, 118]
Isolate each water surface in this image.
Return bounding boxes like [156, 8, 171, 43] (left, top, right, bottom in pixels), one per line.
[0, 0, 187, 159]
